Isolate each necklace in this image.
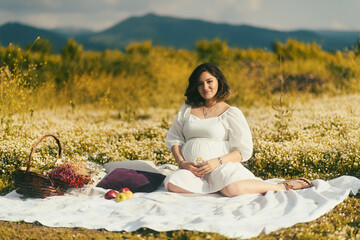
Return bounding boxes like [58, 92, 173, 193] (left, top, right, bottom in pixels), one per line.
[203, 103, 220, 118]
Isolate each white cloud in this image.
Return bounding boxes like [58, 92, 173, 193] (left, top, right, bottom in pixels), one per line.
[0, 0, 359, 31]
[103, 0, 117, 4]
[204, 9, 216, 18]
[22, 13, 60, 29]
[268, 24, 284, 31]
[0, 11, 13, 22]
[331, 20, 348, 30]
[246, 0, 261, 12]
[35, 0, 60, 8]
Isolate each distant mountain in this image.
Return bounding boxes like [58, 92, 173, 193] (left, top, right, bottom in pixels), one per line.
[78, 13, 317, 50]
[53, 27, 95, 37]
[78, 13, 359, 51]
[0, 14, 359, 53]
[0, 22, 67, 52]
[315, 30, 360, 50]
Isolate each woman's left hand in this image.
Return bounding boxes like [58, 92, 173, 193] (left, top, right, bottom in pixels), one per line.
[197, 158, 220, 175]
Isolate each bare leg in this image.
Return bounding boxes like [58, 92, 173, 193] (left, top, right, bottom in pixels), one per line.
[167, 182, 194, 193]
[220, 180, 286, 197]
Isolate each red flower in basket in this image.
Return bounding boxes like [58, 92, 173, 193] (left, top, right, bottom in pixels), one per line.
[48, 164, 90, 189]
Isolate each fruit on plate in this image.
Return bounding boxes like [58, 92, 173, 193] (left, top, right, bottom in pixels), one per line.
[124, 190, 134, 199]
[115, 192, 128, 202]
[104, 190, 118, 200]
[120, 188, 130, 192]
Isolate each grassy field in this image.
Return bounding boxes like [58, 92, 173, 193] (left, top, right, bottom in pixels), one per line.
[0, 94, 359, 239]
[1, 39, 360, 239]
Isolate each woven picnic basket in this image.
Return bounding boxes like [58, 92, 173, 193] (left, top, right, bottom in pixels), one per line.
[13, 134, 69, 198]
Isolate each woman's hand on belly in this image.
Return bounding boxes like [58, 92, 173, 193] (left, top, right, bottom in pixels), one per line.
[180, 161, 204, 178]
[197, 158, 221, 175]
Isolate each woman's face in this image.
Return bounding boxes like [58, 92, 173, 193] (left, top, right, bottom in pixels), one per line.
[197, 71, 219, 101]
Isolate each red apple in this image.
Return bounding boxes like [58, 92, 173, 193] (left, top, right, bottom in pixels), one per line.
[115, 192, 128, 202]
[104, 190, 118, 200]
[120, 188, 130, 192]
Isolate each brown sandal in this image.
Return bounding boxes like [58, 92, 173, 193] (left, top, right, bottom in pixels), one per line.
[281, 178, 312, 190]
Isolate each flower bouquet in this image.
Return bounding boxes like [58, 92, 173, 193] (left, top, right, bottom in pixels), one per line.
[48, 160, 89, 189]
[46, 155, 103, 189]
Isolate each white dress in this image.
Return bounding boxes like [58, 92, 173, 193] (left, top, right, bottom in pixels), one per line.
[164, 104, 262, 193]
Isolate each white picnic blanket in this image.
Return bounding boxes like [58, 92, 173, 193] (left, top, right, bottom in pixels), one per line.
[0, 162, 359, 239]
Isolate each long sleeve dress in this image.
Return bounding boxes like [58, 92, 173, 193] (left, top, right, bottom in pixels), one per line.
[164, 104, 262, 193]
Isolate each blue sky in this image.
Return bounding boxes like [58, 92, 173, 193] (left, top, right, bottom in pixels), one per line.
[0, 0, 359, 31]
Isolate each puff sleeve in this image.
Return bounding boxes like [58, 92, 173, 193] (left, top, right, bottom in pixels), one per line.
[165, 104, 190, 151]
[224, 107, 253, 162]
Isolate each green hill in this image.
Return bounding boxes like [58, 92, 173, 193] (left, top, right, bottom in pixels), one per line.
[1, 13, 359, 52]
[79, 13, 358, 51]
[81, 13, 320, 50]
[0, 22, 67, 52]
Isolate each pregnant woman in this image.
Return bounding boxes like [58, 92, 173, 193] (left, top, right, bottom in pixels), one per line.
[164, 63, 312, 197]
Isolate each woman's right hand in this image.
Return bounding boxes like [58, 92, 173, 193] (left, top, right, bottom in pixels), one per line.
[180, 161, 204, 178]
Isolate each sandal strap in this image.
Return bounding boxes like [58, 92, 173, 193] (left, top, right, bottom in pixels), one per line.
[281, 178, 312, 191]
[282, 182, 292, 190]
[298, 177, 312, 187]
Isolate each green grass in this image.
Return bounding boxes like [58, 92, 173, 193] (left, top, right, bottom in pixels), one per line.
[1, 94, 359, 239]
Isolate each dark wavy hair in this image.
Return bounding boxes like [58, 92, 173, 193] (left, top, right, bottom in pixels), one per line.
[185, 63, 231, 107]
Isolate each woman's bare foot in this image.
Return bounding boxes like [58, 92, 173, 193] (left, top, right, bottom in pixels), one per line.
[280, 178, 312, 190]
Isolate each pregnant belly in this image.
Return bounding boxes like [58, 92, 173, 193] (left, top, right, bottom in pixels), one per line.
[181, 138, 229, 163]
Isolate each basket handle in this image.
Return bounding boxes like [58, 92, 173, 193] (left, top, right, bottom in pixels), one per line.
[26, 134, 62, 172]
